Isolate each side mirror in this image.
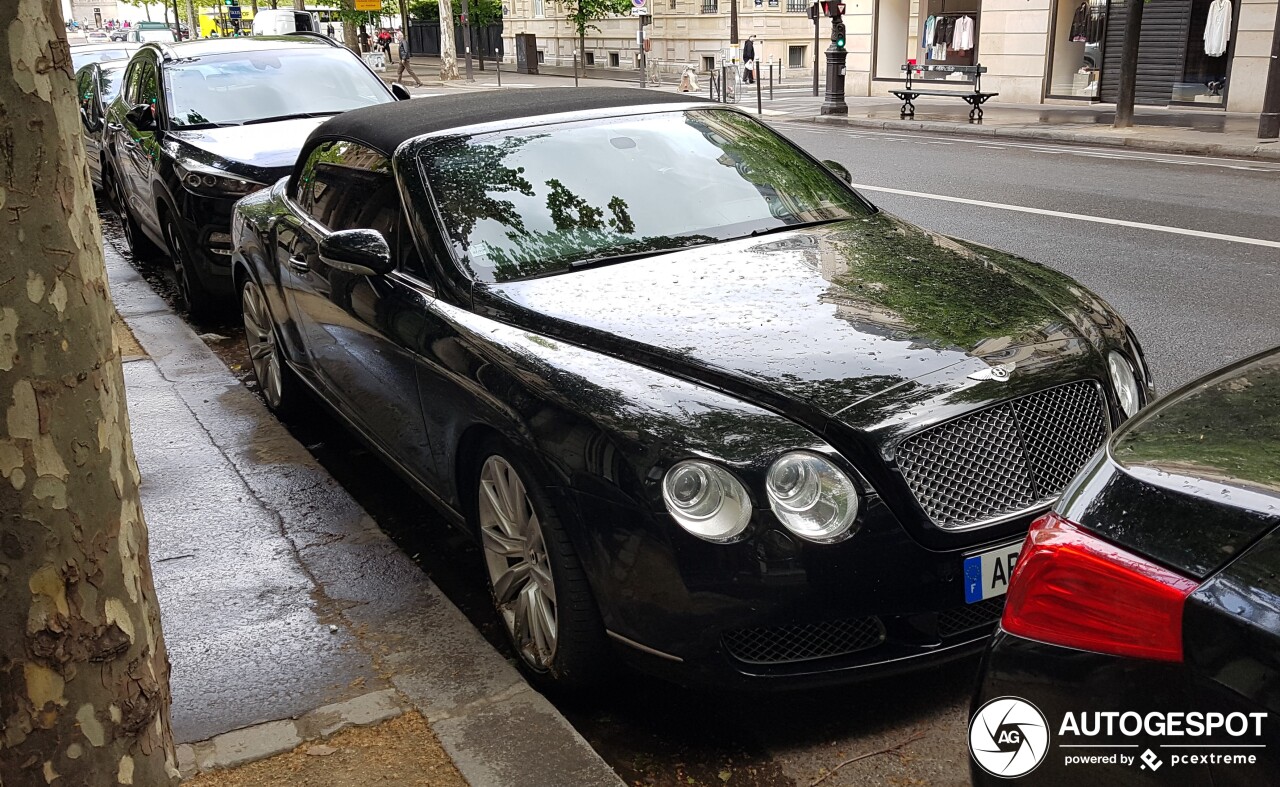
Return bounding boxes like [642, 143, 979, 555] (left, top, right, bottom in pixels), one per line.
[823, 159, 852, 185]
[319, 229, 394, 276]
[390, 83, 412, 101]
[125, 103, 156, 131]
[80, 107, 103, 133]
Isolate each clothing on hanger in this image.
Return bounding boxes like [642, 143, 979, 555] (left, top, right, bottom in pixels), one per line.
[1069, 1, 1089, 41]
[921, 15, 936, 49]
[952, 15, 974, 51]
[1204, 0, 1231, 57]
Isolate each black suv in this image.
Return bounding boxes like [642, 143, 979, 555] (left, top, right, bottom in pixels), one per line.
[103, 34, 407, 315]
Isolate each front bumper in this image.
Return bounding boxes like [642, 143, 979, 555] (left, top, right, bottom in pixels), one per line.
[171, 191, 240, 298]
[568, 487, 1027, 689]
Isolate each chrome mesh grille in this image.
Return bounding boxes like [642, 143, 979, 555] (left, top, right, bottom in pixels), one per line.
[722, 618, 886, 665]
[938, 597, 1006, 638]
[896, 382, 1108, 530]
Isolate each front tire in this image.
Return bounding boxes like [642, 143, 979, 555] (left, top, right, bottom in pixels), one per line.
[475, 443, 608, 691]
[241, 277, 301, 416]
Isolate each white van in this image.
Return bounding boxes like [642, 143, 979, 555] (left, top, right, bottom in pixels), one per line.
[251, 10, 320, 36]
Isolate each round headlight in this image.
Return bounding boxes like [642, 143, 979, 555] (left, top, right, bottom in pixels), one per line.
[1107, 351, 1141, 418]
[662, 461, 752, 543]
[765, 452, 859, 543]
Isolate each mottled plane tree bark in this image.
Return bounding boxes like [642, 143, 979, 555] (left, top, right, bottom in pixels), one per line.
[0, 2, 180, 785]
[438, 0, 460, 80]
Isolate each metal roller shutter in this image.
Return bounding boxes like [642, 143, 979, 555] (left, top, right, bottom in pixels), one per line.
[1100, 0, 1192, 104]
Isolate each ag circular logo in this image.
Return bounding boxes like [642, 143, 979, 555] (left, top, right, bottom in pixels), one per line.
[969, 696, 1051, 778]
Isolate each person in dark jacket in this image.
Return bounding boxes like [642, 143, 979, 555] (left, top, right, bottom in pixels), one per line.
[742, 35, 756, 83]
[396, 30, 422, 87]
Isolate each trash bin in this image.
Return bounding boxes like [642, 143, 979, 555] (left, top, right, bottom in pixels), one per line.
[514, 32, 538, 75]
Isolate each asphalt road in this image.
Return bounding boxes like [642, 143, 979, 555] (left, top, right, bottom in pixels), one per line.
[770, 121, 1280, 393]
[110, 123, 1280, 787]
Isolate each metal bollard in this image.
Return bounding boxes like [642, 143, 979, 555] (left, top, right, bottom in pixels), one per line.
[497, 56, 501, 86]
[721, 65, 727, 103]
[769, 63, 773, 100]
[757, 74, 763, 115]
[574, 53, 579, 87]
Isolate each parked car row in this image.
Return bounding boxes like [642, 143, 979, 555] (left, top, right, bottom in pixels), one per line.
[79, 31, 1277, 782]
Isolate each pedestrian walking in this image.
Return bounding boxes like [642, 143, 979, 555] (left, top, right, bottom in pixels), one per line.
[396, 30, 423, 87]
[742, 35, 756, 84]
[327, 22, 335, 38]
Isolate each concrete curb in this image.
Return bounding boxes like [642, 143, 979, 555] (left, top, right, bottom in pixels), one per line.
[804, 114, 1280, 161]
[104, 253, 624, 787]
[175, 690, 406, 777]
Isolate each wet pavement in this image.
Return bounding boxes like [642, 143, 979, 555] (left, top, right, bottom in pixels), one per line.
[104, 215, 622, 785]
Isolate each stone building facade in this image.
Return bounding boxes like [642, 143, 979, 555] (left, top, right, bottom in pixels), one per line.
[501, 0, 1277, 112]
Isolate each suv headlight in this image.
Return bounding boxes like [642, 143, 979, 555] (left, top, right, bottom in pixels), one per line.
[1107, 351, 1141, 418]
[175, 161, 264, 198]
[662, 460, 753, 543]
[765, 452, 859, 543]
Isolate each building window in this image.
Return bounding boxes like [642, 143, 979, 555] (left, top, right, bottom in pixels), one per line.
[786, 0, 808, 10]
[788, 45, 805, 68]
[537, 50, 545, 63]
[584, 52, 596, 65]
[701, 0, 718, 12]
[608, 52, 619, 67]
[533, 0, 544, 16]
[670, 0, 677, 7]
[702, 55, 716, 71]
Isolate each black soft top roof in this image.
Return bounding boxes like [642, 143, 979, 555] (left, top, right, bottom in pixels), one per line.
[306, 87, 712, 156]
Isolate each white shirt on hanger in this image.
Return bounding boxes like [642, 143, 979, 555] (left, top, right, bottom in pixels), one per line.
[1204, 0, 1232, 57]
[952, 15, 975, 52]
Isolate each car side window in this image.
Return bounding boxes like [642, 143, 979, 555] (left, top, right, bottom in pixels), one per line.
[138, 62, 159, 111]
[76, 68, 94, 113]
[123, 62, 144, 105]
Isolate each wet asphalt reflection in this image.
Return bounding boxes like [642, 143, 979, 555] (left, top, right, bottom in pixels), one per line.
[104, 208, 974, 787]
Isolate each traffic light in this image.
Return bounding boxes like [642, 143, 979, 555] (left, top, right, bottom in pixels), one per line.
[819, 1, 845, 17]
[832, 19, 846, 48]
[807, 2, 818, 20]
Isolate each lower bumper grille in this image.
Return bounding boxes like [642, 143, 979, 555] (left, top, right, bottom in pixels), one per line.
[896, 381, 1109, 530]
[722, 617, 886, 665]
[939, 597, 1006, 638]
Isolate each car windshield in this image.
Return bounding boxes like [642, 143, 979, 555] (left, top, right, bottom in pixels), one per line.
[71, 48, 133, 70]
[135, 29, 176, 42]
[164, 49, 388, 128]
[98, 63, 126, 103]
[421, 109, 871, 283]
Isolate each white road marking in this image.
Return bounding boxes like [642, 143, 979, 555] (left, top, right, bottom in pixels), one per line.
[771, 122, 1280, 172]
[851, 183, 1280, 249]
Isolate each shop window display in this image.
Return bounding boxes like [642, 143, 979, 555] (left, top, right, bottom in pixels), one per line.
[1049, 0, 1106, 98]
[1175, 0, 1232, 104]
[875, 0, 978, 81]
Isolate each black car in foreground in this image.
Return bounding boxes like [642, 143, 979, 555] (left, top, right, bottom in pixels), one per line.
[231, 88, 1154, 690]
[103, 34, 403, 316]
[971, 346, 1279, 785]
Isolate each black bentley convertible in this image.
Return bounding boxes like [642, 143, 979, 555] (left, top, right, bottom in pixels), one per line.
[230, 88, 1154, 690]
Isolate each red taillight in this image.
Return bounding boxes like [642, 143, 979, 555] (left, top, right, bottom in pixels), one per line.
[1001, 513, 1199, 662]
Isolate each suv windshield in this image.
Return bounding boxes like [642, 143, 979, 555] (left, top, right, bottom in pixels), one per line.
[135, 29, 176, 42]
[164, 49, 388, 128]
[421, 109, 871, 283]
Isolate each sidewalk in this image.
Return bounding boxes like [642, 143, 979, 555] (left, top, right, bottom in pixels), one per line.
[381, 54, 1280, 160]
[105, 243, 623, 786]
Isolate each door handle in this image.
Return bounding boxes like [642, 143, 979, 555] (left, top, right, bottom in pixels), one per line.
[122, 139, 138, 150]
[107, 122, 123, 132]
[288, 257, 310, 274]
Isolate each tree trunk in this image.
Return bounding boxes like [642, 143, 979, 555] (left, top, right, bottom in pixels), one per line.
[293, 0, 306, 9]
[342, 0, 360, 51]
[579, 31, 585, 79]
[1113, 0, 1144, 128]
[438, 0, 460, 79]
[185, 0, 198, 38]
[0, 3, 180, 786]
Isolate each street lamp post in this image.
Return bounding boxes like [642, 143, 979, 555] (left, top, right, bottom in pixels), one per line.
[819, 0, 847, 115]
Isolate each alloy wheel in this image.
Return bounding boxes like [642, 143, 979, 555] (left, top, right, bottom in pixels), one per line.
[241, 280, 284, 409]
[478, 455, 558, 671]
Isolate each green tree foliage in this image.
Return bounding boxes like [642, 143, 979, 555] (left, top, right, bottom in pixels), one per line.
[408, 0, 501, 25]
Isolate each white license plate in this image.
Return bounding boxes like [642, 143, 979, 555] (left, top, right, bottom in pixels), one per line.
[963, 542, 1022, 603]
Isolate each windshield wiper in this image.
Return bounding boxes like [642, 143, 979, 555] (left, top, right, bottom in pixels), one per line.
[747, 218, 848, 238]
[241, 111, 342, 126]
[568, 240, 720, 270]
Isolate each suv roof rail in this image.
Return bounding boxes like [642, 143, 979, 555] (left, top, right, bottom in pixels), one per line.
[284, 31, 340, 47]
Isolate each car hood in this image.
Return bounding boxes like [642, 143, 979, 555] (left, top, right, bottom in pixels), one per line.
[485, 213, 1108, 421]
[168, 117, 326, 181]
